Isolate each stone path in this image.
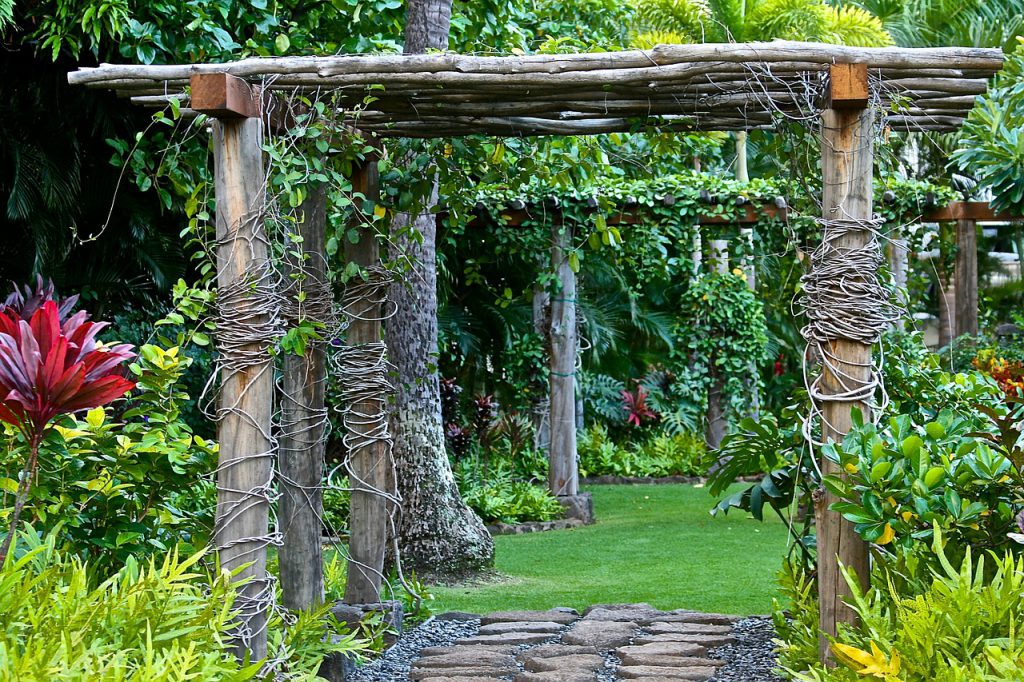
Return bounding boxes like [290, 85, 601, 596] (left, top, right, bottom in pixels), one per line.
[409, 604, 742, 681]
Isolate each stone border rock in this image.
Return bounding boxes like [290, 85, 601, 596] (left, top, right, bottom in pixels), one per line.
[486, 518, 587, 535]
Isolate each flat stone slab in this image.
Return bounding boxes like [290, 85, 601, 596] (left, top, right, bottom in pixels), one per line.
[522, 653, 606, 673]
[482, 609, 579, 626]
[633, 633, 735, 648]
[478, 620, 565, 635]
[458, 632, 555, 646]
[616, 666, 719, 680]
[656, 611, 737, 626]
[563, 620, 637, 648]
[583, 607, 662, 624]
[412, 651, 517, 669]
[410, 667, 517, 680]
[646, 622, 733, 635]
[582, 603, 655, 616]
[419, 677, 507, 682]
[619, 653, 727, 668]
[617, 642, 707, 658]
[522, 644, 600, 659]
[516, 672, 600, 682]
[420, 644, 518, 657]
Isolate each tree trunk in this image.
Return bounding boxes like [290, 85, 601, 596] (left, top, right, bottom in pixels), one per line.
[532, 279, 551, 452]
[549, 221, 579, 497]
[388, 205, 494, 577]
[386, 0, 493, 579]
[705, 368, 726, 450]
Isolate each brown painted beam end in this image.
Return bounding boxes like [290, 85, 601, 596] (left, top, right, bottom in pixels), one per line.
[828, 63, 869, 110]
[190, 73, 260, 118]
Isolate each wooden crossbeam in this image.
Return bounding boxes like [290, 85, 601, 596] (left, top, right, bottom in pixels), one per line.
[922, 201, 1022, 222]
[191, 73, 261, 118]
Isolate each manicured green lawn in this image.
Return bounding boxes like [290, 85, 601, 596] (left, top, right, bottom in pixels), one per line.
[430, 484, 789, 616]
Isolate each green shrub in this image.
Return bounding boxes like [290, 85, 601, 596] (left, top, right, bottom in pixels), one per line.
[823, 405, 1022, 561]
[793, 532, 1024, 681]
[455, 462, 563, 524]
[1, 343, 217, 566]
[0, 531, 369, 681]
[578, 424, 706, 478]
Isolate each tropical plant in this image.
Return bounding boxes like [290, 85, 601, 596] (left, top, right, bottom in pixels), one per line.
[792, 531, 1024, 681]
[0, 530, 367, 681]
[0, 293, 135, 564]
[631, 0, 892, 46]
[953, 39, 1024, 217]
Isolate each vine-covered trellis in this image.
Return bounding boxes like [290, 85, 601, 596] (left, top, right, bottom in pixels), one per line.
[69, 41, 1003, 666]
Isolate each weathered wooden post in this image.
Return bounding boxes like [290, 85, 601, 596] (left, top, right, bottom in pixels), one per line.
[341, 149, 392, 604]
[814, 63, 873, 661]
[279, 185, 328, 610]
[955, 217, 978, 338]
[192, 73, 275, 662]
[549, 220, 579, 499]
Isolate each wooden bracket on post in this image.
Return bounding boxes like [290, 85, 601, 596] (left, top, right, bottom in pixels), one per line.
[190, 72, 295, 131]
[828, 63, 869, 110]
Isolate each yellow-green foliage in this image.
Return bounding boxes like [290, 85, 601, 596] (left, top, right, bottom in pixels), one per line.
[0, 532, 369, 681]
[0, 534, 256, 681]
[792, 533, 1024, 681]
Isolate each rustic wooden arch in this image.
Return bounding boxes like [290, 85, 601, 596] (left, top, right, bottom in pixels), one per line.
[69, 41, 1003, 664]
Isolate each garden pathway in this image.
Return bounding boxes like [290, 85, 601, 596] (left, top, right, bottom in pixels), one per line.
[407, 603, 762, 681]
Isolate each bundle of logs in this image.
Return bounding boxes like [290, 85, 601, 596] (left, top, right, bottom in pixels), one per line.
[68, 41, 1002, 136]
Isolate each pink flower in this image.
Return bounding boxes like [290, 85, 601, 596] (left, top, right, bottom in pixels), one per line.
[0, 300, 135, 440]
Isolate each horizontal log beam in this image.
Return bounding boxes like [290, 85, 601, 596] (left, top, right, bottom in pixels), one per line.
[923, 201, 1023, 222]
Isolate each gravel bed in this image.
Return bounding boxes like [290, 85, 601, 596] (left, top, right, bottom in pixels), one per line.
[709, 616, 783, 682]
[347, 616, 480, 681]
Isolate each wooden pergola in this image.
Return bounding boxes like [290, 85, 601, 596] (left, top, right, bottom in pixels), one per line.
[69, 40, 1003, 666]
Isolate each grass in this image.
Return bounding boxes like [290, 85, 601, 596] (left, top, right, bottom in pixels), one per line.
[430, 484, 790, 616]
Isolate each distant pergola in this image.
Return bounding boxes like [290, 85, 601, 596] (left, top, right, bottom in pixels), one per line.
[70, 40, 1003, 667]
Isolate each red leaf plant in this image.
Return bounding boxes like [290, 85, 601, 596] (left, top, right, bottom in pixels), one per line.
[622, 384, 658, 427]
[0, 295, 135, 565]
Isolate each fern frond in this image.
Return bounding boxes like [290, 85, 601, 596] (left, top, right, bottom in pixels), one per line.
[632, 0, 713, 42]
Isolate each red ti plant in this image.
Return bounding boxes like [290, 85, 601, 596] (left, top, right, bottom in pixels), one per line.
[622, 384, 658, 427]
[0, 294, 135, 565]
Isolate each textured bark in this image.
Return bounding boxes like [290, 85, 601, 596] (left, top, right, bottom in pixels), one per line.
[405, 0, 452, 53]
[388, 207, 494, 577]
[386, 0, 493, 579]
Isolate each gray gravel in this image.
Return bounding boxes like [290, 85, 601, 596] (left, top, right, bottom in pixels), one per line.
[709, 616, 783, 682]
[347, 616, 480, 681]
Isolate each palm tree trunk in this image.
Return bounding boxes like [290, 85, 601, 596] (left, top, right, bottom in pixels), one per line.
[387, 0, 493, 578]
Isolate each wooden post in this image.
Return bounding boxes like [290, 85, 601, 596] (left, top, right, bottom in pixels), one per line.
[199, 71, 274, 662]
[938, 275, 956, 347]
[815, 63, 873, 662]
[889, 235, 908, 331]
[279, 185, 328, 611]
[342, 151, 391, 604]
[710, 239, 730, 274]
[955, 218, 978, 338]
[549, 220, 578, 498]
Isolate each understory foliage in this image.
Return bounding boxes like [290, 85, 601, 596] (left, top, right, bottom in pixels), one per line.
[0, 531, 365, 681]
[792, 534, 1024, 681]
